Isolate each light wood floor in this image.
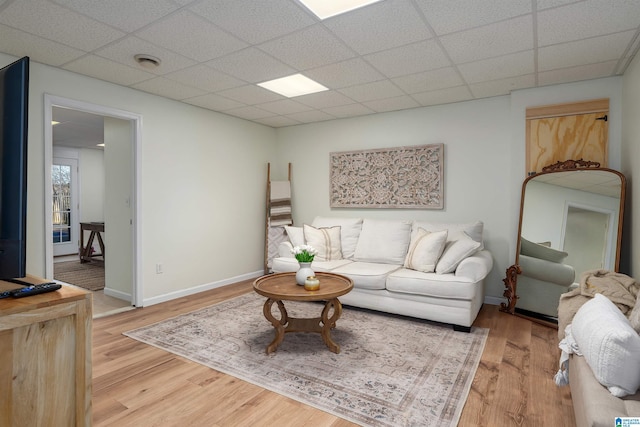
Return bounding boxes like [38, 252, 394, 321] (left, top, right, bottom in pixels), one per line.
[92, 280, 576, 426]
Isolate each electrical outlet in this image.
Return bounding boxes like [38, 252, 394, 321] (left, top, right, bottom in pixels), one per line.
[155, 263, 163, 274]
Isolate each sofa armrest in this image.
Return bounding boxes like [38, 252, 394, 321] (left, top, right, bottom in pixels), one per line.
[519, 254, 575, 286]
[278, 241, 295, 258]
[455, 249, 493, 282]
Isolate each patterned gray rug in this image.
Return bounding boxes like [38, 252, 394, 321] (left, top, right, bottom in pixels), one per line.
[124, 292, 488, 427]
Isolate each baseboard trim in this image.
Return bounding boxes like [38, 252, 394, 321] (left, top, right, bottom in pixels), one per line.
[483, 295, 503, 306]
[142, 270, 264, 307]
[103, 287, 131, 302]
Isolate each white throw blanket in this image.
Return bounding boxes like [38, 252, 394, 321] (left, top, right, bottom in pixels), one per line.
[555, 324, 581, 386]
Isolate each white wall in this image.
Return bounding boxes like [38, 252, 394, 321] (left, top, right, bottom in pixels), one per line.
[0, 52, 278, 306]
[622, 53, 640, 277]
[104, 117, 133, 300]
[3, 48, 629, 306]
[78, 148, 105, 223]
[276, 97, 512, 300]
[276, 78, 624, 301]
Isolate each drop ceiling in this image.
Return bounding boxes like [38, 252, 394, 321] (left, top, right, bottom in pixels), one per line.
[2, 0, 640, 129]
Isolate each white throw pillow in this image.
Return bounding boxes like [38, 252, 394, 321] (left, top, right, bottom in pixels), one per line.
[303, 224, 342, 262]
[435, 232, 482, 274]
[403, 228, 448, 273]
[354, 219, 412, 264]
[572, 293, 640, 397]
[312, 217, 363, 259]
[284, 226, 305, 247]
[412, 220, 484, 243]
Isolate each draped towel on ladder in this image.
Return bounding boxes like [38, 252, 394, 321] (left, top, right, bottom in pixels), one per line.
[264, 163, 293, 274]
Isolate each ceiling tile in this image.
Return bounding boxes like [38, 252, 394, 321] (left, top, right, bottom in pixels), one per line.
[439, 15, 533, 63]
[538, 61, 618, 86]
[95, 36, 196, 74]
[254, 115, 301, 127]
[322, 103, 376, 118]
[538, 0, 640, 47]
[63, 55, 156, 86]
[363, 95, 420, 113]
[217, 85, 284, 105]
[189, 0, 316, 44]
[536, 0, 578, 10]
[538, 31, 635, 71]
[338, 80, 404, 102]
[52, 0, 179, 32]
[164, 65, 244, 92]
[223, 106, 275, 120]
[286, 109, 336, 124]
[324, 0, 432, 55]
[458, 50, 534, 83]
[258, 24, 355, 70]
[364, 39, 450, 78]
[136, 10, 247, 62]
[411, 86, 473, 106]
[418, 0, 531, 35]
[0, 0, 125, 51]
[132, 76, 206, 100]
[468, 74, 535, 98]
[0, 24, 85, 66]
[183, 93, 246, 111]
[295, 90, 355, 109]
[206, 48, 295, 83]
[254, 99, 313, 115]
[305, 58, 384, 89]
[392, 67, 464, 94]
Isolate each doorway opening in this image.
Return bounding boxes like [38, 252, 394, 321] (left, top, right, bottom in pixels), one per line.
[44, 95, 142, 316]
[561, 202, 615, 277]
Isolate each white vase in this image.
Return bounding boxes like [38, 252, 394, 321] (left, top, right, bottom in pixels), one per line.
[296, 262, 314, 286]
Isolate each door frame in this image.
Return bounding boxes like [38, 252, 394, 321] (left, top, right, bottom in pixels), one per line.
[560, 201, 616, 270]
[44, 94, 143, 307]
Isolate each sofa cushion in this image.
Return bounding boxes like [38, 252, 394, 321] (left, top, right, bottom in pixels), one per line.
[403, 228, 448, 273]
[284, 226, 305, 247]
[272, 257, 352, 273]
[572, 293, 640, 397]
[354, 219, 412, 264]
[435, 232, 482, 274]
[386, 268, 477, 300]
[520, 237, 568, 263]
[303, 224, 342, 261]
[332, 262, 401, 290]
[412, 220, 484, 243]
[312, 217, 363, 259]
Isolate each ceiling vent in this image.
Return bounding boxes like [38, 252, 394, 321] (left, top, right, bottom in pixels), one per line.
[134, 54, 161, 69]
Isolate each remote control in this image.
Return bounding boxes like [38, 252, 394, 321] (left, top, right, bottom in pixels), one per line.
[11, 283, 62, 298]
[0, 287, 25, 299]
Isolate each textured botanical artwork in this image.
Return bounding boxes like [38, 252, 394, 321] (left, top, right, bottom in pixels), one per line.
[330, 143, 444, 209]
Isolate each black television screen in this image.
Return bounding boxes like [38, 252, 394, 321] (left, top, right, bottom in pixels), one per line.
[0, 56, 29, 281]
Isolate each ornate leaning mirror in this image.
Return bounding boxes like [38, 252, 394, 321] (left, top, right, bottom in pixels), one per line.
[501, 159, 626, 324]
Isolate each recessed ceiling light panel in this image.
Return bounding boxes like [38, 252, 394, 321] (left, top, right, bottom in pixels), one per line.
[298, 0, 384, 19]
[257, 74, 328, 98]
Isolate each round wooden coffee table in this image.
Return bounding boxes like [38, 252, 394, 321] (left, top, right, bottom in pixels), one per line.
[253, 272, 353, 354]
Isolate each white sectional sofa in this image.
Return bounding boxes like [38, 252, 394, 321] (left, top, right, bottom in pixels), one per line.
[271, 217, 493, 331]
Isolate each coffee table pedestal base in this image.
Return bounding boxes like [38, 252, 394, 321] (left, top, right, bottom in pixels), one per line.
[263, 298, 343, 354]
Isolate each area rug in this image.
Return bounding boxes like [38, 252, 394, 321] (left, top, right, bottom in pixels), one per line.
[54, 260, 105, 291]
[124, 292, 488, 427]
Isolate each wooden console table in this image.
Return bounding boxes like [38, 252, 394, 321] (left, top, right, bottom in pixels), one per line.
[0, 277, 92, 426]
[80, 221, 105, 265]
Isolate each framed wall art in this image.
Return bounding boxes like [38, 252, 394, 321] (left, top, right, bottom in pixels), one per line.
[330, 143, 444, 209]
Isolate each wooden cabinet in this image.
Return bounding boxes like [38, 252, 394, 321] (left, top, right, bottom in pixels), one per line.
[0, 279, 92, 426]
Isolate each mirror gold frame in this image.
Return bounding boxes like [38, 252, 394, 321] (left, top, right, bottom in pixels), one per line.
[500, 159, 626, 321]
